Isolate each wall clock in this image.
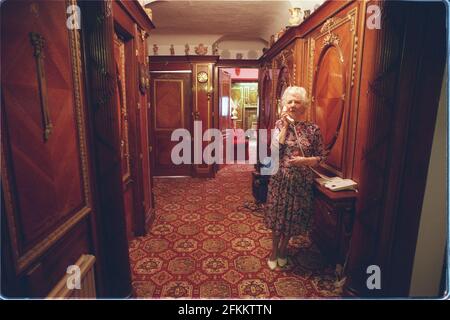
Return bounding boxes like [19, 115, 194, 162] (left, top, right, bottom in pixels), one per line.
[197, 71, 208, 83]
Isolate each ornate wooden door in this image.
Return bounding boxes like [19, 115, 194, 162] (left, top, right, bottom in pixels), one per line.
[150, 72, 192, 176]
[1, 0, 97, 297]
[113, 31, 135, 241]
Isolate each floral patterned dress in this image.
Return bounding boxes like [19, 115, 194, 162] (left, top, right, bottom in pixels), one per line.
[264, 119, 327, 237]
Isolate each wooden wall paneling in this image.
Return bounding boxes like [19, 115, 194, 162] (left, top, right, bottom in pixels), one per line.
[341, 1, 446, 297]
[79, 0, 132, 297]
[112, 0, 155, 238]
[381, 2, 446, 296]
[309, 2, 359, 178]
[113, 29, 135, 241]
[295, 38, 308, 90]
[135, 27, 154, 235]
[1, 0, 100, 297]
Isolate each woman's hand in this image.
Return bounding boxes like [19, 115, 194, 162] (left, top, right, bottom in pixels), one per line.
[280, 112, 291, 129]
[288, 156, 318, 167]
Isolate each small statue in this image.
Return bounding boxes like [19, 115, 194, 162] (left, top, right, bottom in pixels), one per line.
[153, 44, 158, 55]
[236, 53, 243, 60]
[170, 44, 175, 55]
[185, 43, 190, 55]
[303, 9, 311, 19]
[195, 43, 208, 55]
[212, 43, 219, 55]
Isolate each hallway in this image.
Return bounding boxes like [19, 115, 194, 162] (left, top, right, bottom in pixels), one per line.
[129, 165, 341, 298]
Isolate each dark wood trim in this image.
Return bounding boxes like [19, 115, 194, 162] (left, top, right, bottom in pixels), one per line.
[116, 0, 155, 31]
[231, 79, 259, 83]
[216, 59, 260, 68]
[80, 0, 132, 298]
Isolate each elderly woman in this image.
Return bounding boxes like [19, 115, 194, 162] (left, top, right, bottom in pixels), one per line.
[264, 86, 327, 270]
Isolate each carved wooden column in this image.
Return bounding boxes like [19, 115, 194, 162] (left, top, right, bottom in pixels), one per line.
[80, 0, 132, 298]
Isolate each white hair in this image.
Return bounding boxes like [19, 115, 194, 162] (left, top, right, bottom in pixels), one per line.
[281, 86, 309, 107]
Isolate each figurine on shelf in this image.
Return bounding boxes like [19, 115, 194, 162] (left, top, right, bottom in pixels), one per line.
[270, 34, 275, 46]
[304, 9, 311, 19]
[195, 43, 208, 55]
[236, 53, 243, 60]
[170, 44, 175, 55]
[212, 42, 219, 55]
[185, 43, 190, 55]
[153, 44, 158, 55]
[288, 7, 302, 26]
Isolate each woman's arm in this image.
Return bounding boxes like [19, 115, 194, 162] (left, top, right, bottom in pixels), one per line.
[313, 125, 328, 164]
[288, 124, 326, 168]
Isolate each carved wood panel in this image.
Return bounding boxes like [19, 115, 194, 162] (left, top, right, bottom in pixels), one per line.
[310, 5, 359, 177]
[154, 80, 184, 129]
[1, 0, 93, 276]
[114, 33, 131, 182]
[151, 73, 192, 176]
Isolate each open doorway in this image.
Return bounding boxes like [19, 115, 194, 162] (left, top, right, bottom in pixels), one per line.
[217, 67, 259, 169]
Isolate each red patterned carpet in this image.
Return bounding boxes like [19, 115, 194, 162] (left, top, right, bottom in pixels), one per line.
[129, 165, 342, 298]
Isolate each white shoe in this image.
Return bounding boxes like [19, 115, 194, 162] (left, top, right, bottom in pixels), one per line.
[277, 257, 288, 267]
[267, 259, 277, 270]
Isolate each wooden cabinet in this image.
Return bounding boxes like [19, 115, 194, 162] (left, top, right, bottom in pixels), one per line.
[111, 0, 155, 237]
[311, 183, 357, 266]
[1, 0, 155, 297]
[259, 1, 364, 270]
[259, 0, 446, 296]
[1, 0, 97, 297]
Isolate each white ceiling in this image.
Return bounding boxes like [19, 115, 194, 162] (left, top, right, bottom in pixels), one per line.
[144, 0, 326, 44]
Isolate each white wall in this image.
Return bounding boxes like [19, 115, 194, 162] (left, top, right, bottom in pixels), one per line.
[147, 34, 264, 59]
[409, 66, 447, 297]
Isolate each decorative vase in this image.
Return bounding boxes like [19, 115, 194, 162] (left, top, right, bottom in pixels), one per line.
[288, 7, 302, 26]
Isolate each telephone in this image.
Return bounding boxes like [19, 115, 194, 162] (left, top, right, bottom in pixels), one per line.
[319, 177, 358, 192]
[285, 115, 295, 123]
